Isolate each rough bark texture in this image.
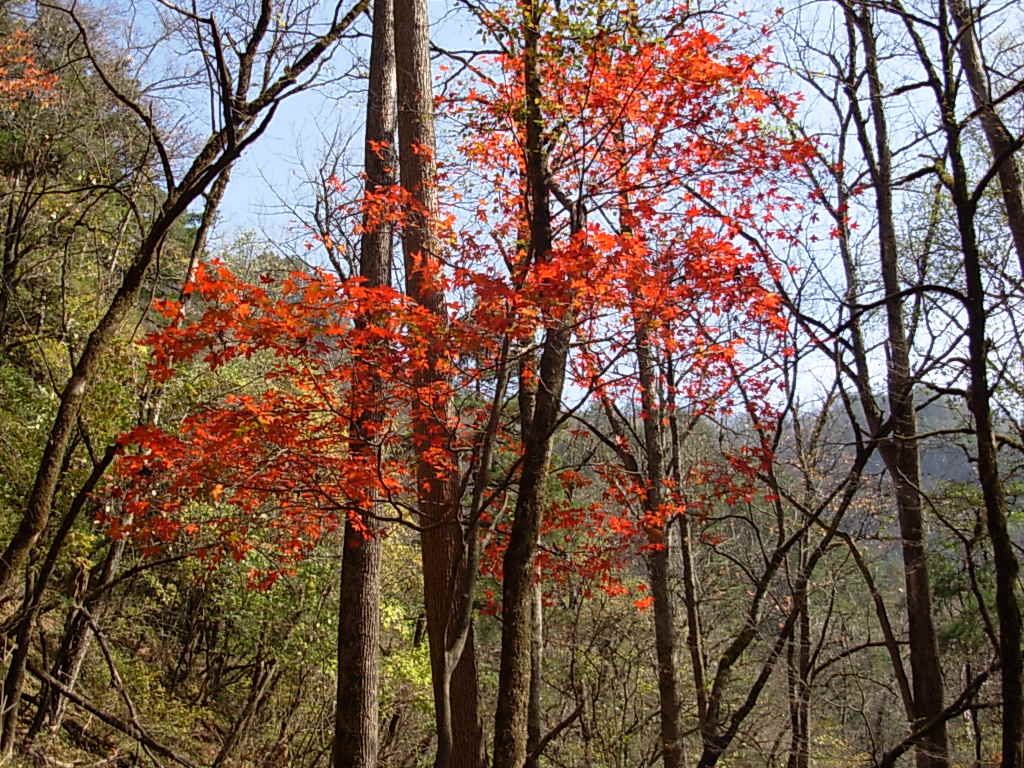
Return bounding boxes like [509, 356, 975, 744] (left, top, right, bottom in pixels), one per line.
[334, 524, 382, 768]
[635, 322, 683, 768]
[393, 0, 484, 764]
[647, 545, 682, 768]
[333, 2, 395, 762]
[491, 4, 571, 763]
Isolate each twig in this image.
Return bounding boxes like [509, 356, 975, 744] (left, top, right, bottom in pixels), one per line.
[25, 660, 198, 768]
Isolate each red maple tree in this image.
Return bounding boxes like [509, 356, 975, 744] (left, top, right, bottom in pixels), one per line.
[107, 2, 811, 591]
[0, 29, 57, 107]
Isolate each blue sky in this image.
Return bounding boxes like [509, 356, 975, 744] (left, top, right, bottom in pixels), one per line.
[212, 0, 472, 255]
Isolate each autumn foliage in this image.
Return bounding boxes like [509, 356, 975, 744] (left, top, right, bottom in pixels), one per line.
[0, 29, 57, 107]
[109, 2, 812, 594]
[110, 263, 463, 580]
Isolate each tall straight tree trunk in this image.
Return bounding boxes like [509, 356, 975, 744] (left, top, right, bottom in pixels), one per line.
[677, 511, 707, 723]
[849, 8, 948, 767]
[944, 29, 1024, 750]
[940, 91, 1023, 768]
[616, 173, 682, 768]
[635, 318, 682, 768]
[335, 523, 382, 768]
[333, 2, 396, 763]
[493, 324, 569, 768]
[393, 1, 484, 766]
[960, 218, 1024, 768]
[667, 356, 707, 745]
[522, 341, 543, 768]
[492, 2, 574, 763]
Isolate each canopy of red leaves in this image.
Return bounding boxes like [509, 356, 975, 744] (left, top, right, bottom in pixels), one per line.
[0, 29, 57, 107]
[108, 2, 812, 593]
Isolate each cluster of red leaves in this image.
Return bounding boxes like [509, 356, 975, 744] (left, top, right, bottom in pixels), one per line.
[108, 263, 481, 576]
[109, 2, 812, 596]
[447, 3, 805, 377]
[450, 3, 808, 603]
[0, 29, 57, 107]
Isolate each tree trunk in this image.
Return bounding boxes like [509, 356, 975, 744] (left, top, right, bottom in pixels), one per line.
[949, 0, 1024, 276]
[849, 9, 949, 766]
[667, 359, 707, 743]
[492, 323, 568, 768]
[635, 322, 682, 768]
[393, 1, 484, 764]
[332, 2, 396, 762]
[944, 120, 1023, 768]
[785, 544, 810, 768]
[647, 544, 683, 768]
[525, 578, 543, 768]
[492, 3, 573, 762]
[676, 512, 707, 725]
[334, 524, 382, 768]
